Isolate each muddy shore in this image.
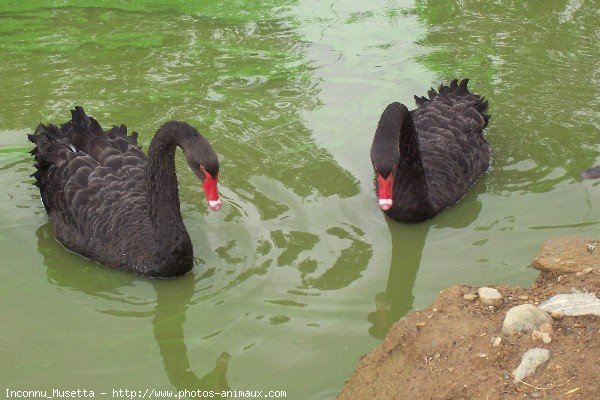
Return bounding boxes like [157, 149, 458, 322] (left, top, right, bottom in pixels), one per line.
[338, 237, 600, 399]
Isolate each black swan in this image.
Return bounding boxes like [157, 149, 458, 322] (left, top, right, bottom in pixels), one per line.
[370, 79, 490, 222]
[582, 166, 600, 179]
[29, 107, 222, 278]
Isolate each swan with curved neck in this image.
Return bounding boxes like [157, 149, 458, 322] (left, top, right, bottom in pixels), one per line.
[370, 79, 490, 223]
[29, 107, 222, 277]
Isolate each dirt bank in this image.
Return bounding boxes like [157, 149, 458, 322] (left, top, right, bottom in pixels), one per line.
[339, 238, 600, 400]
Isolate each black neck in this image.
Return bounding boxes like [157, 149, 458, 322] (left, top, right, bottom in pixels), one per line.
[395, 107, 433, 220]
[394, 105, 424, 176]
[146, 124, 193, 272]
[148, 127, 184, 233]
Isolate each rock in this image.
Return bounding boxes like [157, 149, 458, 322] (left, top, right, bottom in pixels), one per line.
[478, 287, 503, 305]
[539, 323, 553, 334]
[532, 330, 551, 343]
[491, 337, 502, 347]
[512, 348, 551, 383]
[576, 267, 593, 276]
[532, 237, 600, 274]
[550, 311, 564, 320]
[542, 333, 551, 344]
[476, 352, 487, 358]
[463, 293, 477, 301]
[518, 295, 529, 301]
[539, 293, 600, 316]
[501, 304, 553, 335]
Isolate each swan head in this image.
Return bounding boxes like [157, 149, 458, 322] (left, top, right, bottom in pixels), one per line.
[180, 129, 222, 212]
[371, 102, 406, 212]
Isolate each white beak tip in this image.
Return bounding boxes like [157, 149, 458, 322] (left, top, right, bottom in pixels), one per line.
[208, 199, 222, 211]
[378, 199, 392, 211]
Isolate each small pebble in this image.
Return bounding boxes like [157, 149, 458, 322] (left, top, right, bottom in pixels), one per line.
[501, 370, 510, 380]
[478, 287, 503, 305]
[518, 295, 529, 301]
[551, 311, 564, 320]
[492, 337, 502, 347]
[434, 352, 441, 359]
[530, 392, 542, 398]
[576, 267, 593, 276]
[463, 293, 477, 301]
[586, 242, 597, 253]
[539, 323, 553, 334]
[532, 330, 552, 343]
[542, 333, 551, 344]
[476, 352, 487, 358]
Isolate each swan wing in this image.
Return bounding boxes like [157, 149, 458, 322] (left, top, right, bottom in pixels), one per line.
[412, 79, 491, 209]
[29, 110, 150, 260]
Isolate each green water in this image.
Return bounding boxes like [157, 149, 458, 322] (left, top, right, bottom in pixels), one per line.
[1, 0, 598, 398]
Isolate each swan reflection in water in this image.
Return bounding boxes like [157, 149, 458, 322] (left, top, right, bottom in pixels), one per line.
[36, 223, 230, 393]
[368, 183, 484, 339]
[152, 275, 230, 393]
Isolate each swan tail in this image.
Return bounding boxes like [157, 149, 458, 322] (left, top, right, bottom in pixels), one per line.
[28, 123, 74, 164]
[60, 106, 107, 157]
[416, 79, 491, 129]
[414, 95, 429, 107]
[437, 78, 470, 96]
[105, 124, 140, 147]
[59, 106, 141, 162]
[28, 123, 76, 211]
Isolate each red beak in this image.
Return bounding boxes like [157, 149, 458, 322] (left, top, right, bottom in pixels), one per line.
[376, 173, 394, 211]
[202, 170, 221, 211]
